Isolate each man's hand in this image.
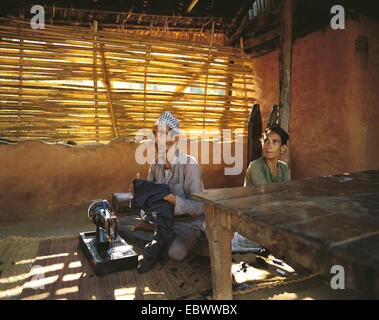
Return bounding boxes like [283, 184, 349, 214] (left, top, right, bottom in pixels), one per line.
[129, 172, 140, 195]
[163, 193, 176, 205]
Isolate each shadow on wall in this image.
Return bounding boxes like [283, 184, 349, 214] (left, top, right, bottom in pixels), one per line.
[0, 137, 247, 219]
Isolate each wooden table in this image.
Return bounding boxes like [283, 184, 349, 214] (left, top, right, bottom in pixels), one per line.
[192, 169, 379, 299]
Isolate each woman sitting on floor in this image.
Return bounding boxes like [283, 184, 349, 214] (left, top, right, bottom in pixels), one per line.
[231, 126, 290, 254]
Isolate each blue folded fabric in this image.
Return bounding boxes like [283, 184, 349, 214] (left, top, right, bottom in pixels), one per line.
[131, 179, 174, 229]
[131, 179, 176, 272]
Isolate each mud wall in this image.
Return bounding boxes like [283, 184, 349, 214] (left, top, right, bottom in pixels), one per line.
[0, 138, 247, 220]
[252, 15, 379, 179]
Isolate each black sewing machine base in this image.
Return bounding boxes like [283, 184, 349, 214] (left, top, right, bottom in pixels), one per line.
[79, 231, 138, 276]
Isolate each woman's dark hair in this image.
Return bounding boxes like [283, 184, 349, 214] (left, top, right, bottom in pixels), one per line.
[265, 126, 289, 145]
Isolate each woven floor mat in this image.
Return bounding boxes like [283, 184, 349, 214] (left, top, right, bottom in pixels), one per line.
[1, 235, 212, 300]
[1, 236, 314, 300]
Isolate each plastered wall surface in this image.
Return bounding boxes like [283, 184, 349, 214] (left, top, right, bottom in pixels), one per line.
[252, 15, 379, 179]
[0, 138, 247, 220]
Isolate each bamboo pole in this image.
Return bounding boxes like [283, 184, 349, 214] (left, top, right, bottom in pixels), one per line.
[203, 20, 215, 129]
[0, 21, 237, 54]
[93, 20, 99, 142]
[144, 22, 153, 128]
[240, 36, 248, 115]
[99, 43, 119, 139]
[17, 25, 23, 125]
[0, 18, 255, 143]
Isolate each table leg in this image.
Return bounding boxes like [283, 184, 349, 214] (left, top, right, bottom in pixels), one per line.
[204, 206, 234, 300]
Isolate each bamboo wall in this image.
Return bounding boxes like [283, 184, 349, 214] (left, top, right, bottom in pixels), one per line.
[0, 18, 256, 143]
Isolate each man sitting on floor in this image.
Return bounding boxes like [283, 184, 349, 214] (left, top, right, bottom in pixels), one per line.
[118, 111, 205, 267]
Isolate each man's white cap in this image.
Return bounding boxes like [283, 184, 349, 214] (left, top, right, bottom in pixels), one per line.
[154, 111, 180, 134]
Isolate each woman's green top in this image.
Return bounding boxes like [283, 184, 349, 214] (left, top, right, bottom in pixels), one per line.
[244, 156, 290, 186]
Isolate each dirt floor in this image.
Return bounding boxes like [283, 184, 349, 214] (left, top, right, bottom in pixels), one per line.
[0, 208, 365, 300]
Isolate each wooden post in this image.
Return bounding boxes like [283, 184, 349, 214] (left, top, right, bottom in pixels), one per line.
[204, 204, 234, 300]
[278, 0, 293, 166]
[99, 43, 119, 139]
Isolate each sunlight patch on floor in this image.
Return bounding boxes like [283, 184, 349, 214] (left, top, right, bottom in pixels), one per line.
[55, 285, 79, 296]
[114, 287, 136, 300]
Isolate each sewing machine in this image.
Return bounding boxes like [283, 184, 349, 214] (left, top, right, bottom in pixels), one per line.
[79, 199, 138, 276]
